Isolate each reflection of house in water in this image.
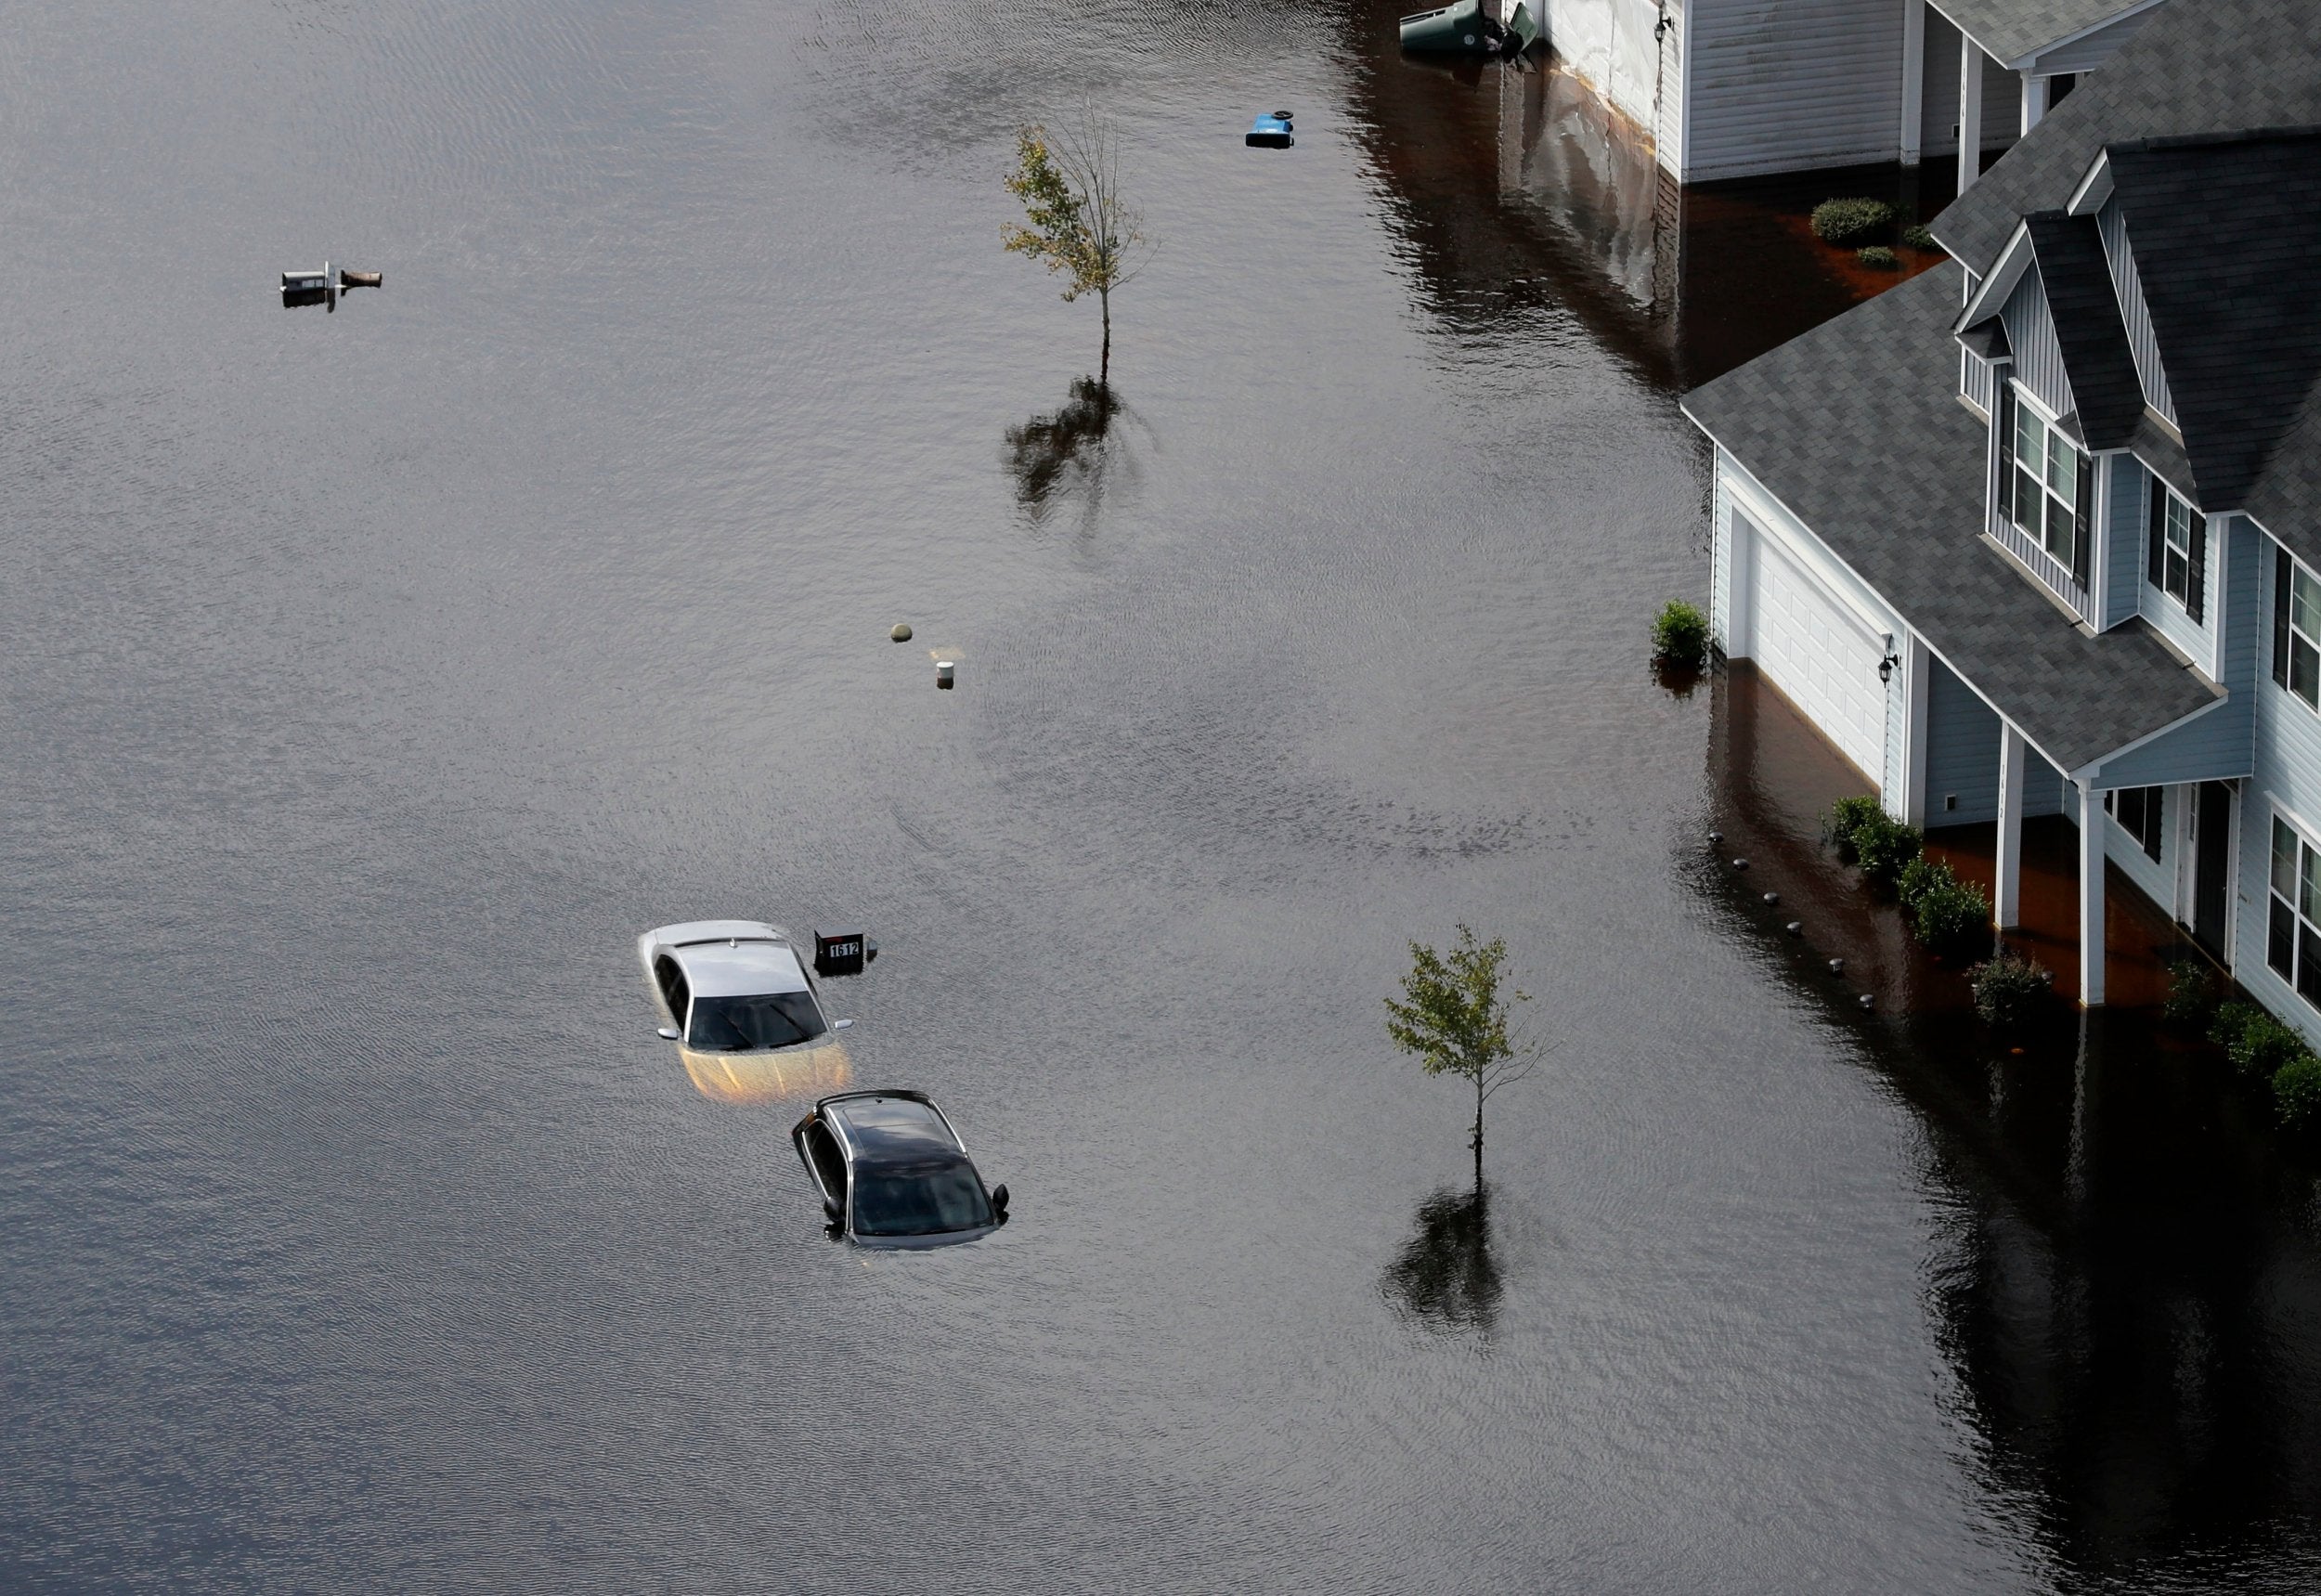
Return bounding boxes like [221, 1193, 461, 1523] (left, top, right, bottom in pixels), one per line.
[1495, 54, 1678, 322]
[1485, 50, 1915, 386]
[1697, 663, 2321, 1569]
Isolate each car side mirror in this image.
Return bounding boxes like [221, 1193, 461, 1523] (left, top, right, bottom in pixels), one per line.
[823, 1195, 844, 1222]
[656, 1026, 680, 1041]
[832, 1018, 854, 1031]
[991, 1184, 1009, 1213]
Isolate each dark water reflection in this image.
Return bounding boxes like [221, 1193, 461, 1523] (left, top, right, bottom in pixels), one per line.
[2, 0, 2317, 1590]
[1383, 1178, 1504, 1337]
[1002, 376, 1146, 527]
[1698, 666, 2321, 1586]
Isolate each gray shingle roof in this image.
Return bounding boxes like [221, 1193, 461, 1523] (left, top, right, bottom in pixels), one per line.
[2023, 212, 2144, 448]
[2106, 133, 2321, 523]
[1928, 0, 2157, 69]
[1934, 0, 2321, 273]
[1682, 262, 2221, 774]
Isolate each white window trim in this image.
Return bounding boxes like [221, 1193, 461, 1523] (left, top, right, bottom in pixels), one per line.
[2265, 801, 2321, 1007]
[2006, 381, 2084, 569]
[2151, 478, 2196, 612]
[2280, 542, 2321, 718]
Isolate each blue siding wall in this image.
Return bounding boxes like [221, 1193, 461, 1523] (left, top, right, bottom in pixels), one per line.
[2097, 195, 2179, 427]
[1922, 653, 2064, 824]
[2001, 269, 2070, 422]
[2093, 702, 2248, 787]
[2102, 453, 2142, 627]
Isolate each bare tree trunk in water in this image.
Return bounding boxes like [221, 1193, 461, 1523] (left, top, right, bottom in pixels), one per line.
[1100, 288, 1111, 386]
[1472, 1079, 1485, 1177]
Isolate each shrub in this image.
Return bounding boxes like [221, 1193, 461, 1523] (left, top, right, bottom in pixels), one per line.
[2209, 1000, 2263, 1050]
[1850, 811, 1924, 886]
[1810, 198, 1894, 246]
[1970, 951, 2051, 1026]
[1913, 872, 1991, 959]
[2228, 1012, 2307, 1081]
[1896, 854, 1947, 912]
[2161, 958, 2219, 1026]
[2275, 1054, 2321, 1129]
[1857, 245, 1900, 270]
[1901, 223, 1937, 250]
[1823, 795, 1882, 858]
[1652, 601, 1709, 668]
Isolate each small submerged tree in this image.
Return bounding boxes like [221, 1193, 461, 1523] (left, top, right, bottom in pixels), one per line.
[1003, 114, 1149, 383]
[1385, 926, 1537, 1173]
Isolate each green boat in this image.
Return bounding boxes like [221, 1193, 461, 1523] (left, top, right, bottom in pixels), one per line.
[1398, 0, 1487, 55]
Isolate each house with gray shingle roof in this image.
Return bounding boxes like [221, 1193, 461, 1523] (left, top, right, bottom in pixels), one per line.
[1514, 0, 2166, 185]
[1681, 0, 2321, 1019]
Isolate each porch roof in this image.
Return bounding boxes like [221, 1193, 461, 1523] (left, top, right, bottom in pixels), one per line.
[1682, 261, 2220, 776]
[1927, 0, 2153, 71]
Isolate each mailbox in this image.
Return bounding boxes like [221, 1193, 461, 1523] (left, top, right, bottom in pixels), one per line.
[812, 928, 877, 978]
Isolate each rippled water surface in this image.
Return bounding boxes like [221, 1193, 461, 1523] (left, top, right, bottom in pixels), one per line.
[5, 3, 2319, 1591]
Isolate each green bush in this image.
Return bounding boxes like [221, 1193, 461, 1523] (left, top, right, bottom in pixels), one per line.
[2227, 1012, 2306, 1081]
[1823, 795, 1882, 858]
[2274, 1054, 2321, 1129]
[1970, 951, 2051, 1026]
[2209, 1000, 2263, 1050]
[1857, 245, 1900, 270]
[2161, 958, 2219, 1026]
[1810, 198, 1894, 246]
[1896, 854, 1946, 912]
[1913, 872, 1991, 959]
[1850, 811, 1924, 887]
[1652, 601, 1709, 668]
[1901, 223, 1937, 251]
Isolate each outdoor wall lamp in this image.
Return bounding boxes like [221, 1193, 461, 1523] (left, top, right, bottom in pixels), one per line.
[1877, 635, 1901, 686]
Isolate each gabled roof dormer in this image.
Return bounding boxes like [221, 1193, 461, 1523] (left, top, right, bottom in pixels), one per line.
[1954, 209, 2141, 451]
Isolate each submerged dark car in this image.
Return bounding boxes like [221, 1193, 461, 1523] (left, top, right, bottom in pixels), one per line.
[793, 1090, 1009, 1248]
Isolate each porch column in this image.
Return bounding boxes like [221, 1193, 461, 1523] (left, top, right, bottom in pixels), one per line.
[1901, 636, 1933, 827]
[2077, 776, 2106, 1006]
[1958, 36, 1985, 196]
[2021, 71, 2048, 135]
[1995, 723, 2026, 928]
[1900, 0, 1926, 165]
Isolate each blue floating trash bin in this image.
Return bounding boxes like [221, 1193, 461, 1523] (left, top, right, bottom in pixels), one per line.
[1246, 110, 1293, 149]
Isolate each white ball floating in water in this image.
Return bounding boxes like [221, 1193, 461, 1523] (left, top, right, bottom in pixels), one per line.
[891, 623, 914, 642]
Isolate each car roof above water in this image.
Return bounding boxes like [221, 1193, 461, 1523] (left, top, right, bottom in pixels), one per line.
[825, 1095, 962, 1164]
[674, 938, 810, 998]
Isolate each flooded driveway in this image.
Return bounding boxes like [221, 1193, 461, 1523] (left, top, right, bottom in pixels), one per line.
[2, 2, 2316, 1590]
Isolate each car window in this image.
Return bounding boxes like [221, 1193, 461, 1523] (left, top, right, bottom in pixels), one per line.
[654, 956, 690, 1025]
[686, 991, 826, 1052]
[850, 1161, 993, 1236]
[804, 1122, 848, 1200]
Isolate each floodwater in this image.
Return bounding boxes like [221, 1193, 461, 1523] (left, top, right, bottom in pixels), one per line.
[2, 3, 2315, 1591]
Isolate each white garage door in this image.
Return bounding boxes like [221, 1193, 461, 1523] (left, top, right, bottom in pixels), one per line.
[1745, 523, 1887, 783]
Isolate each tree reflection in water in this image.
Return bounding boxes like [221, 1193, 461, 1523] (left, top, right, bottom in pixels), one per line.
[1002, 376, 1146, 530]
[1382, 1178, 1503, 1337]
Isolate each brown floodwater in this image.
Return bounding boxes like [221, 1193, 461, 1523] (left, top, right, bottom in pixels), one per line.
[3, 2, 2317, 1590]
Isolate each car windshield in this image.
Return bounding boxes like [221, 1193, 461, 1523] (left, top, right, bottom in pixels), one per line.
[850, 1161, 993, 1236]
[686, 991, 826, 1052]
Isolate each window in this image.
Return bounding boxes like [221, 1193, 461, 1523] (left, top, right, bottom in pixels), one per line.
[2269, 816, 2321, 1008]
[2000, 387, 2090, 582]
[2275, 547, 2321, 708]
[686, 991, 829, 1052]
[2148, 486, 2198, 611]
[2105, 785, 2164, 861]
